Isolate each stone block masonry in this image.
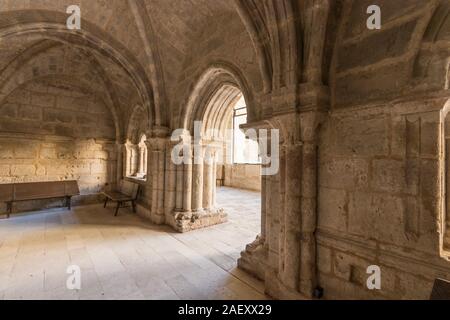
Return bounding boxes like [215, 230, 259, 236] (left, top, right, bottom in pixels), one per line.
[0, 79, 117, 212]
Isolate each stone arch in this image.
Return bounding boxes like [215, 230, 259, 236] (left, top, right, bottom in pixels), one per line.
[166, 61, 263, 233]
[180, 61, 257, 132]
[413, 1, 450, 91]
[126, 104, 150, 144]
[0, 10, 159, 135]
[4, 73, 119, 139]
[124, 104, 151, 178]
[233, 0, 273, 93]
[329, 1, 440, 107]
[233, 0, 300, 92]
[0, 44, 123, 141]
[197, 84, 242, 140]
[127, 0, 169, 128]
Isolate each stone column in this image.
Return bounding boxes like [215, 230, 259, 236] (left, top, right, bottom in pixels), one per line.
[164, 142, 177, 219]
[299, 141, 317, 295]
[139, 147, 145, 175]
[183, 145, 193, 212]
[191, 145, 204, 212]
[147, 127, 170, 224]
[297, 111, 324, 297]
[261, 166, 268, 243]
[212, 149, 218, 208]
[144, 148, 148, 176]
[156, 146, 166, 217]
[281, 141, 302, 292]
[130, 144, 139, 176]
[264, 135, 281, 272]
[124, 143, 132, 176]
[203, 145, 214, 210]
[149, 142, 159, 216]
[175, 162, 184, 211]
[116, 142, 125, 183]
[278, 145, 287, 275]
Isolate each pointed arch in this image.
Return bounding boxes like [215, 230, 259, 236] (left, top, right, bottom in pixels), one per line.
[180, 61, 257, 133]
[0, 10, 159, 137]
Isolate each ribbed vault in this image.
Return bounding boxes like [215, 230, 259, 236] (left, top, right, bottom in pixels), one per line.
[0, 10, 157, 140]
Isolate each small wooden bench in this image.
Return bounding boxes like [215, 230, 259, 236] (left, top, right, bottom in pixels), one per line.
[1, 181, 80, 218]
[216, 165, 225, 187]
[102, 180, 139, 216]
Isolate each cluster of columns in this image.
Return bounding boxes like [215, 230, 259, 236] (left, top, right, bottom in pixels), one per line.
[116, 111, 323, 297]
[125, 143, 138, 177]
[147, 135, 166, 223]
[138, 138, 148, 177]
[279, 135, 318, 296]
[115, 128, 225, 231]
[238, 108, 324, 299]
[124, 141, 147, 178]
[174, 141, 219, 215]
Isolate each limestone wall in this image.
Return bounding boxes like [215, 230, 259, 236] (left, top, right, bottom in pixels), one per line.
[0, 80, 117, 213]
[223, 164, 261, 192]
[316, 99, 450, 299]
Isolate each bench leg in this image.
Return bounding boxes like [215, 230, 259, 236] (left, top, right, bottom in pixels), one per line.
[132, 200, 136, 213]
[6, 202, 12, 219]
[115, 201, 121, 217]
[67, 196, 72, 210]
[104, 197, 109, 208]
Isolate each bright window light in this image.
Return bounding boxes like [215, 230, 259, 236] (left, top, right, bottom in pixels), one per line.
[233, 96, 261, 164]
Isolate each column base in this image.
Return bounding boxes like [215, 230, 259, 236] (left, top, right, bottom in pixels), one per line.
[136, 203, 165, 225]
[171, 208, 228, 233]
[237, 236, 267, 281]
[264, 273, 309, 300]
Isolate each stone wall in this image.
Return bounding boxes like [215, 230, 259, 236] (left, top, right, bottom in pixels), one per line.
[316, 98, 450, 299]
[0, 80, 117, 213]
[223, 164, 261, 191]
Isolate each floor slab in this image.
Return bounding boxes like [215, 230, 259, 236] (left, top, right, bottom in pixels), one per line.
[0, 187, 266, 300]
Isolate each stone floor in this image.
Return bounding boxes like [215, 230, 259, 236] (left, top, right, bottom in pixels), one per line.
[0, 187, 266, 300]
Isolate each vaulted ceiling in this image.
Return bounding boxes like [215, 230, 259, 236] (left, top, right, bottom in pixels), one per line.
[0, 0, 449, 138]
[0, 0, 254, 137]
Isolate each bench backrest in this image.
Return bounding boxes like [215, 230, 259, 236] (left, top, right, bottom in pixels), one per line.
[15, 181, 66, 201]
[0, 184, 14, 202]
[0, 181, 80, 202]
[64, 181, 80, 196]
[119, 180, 139, 200]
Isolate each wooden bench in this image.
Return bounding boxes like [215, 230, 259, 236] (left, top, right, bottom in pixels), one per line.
[102, 180, 140, 216]
[1, 181, 80, 218]
[216, 165, 225, 187]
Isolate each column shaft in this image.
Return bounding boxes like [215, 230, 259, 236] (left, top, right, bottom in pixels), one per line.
[183, 148, 193, 212]
[212, 151, 217, 207]
[164, 151, 176, 217]
[175, 164, 184, 211]
[116, 143, 124, 182]
[130, 145, 139, 176]
[203, 160, 214, 210]
[282, 143, 302, 291]
[299, 142, 317, 295]
[151, 150, 159, 215]
[192, 146, 204, 212]
[157, 149, 166, 216]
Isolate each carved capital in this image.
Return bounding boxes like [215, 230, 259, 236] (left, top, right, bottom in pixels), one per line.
[149, 126, 170, 138]
[146, 137, 167, 152]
